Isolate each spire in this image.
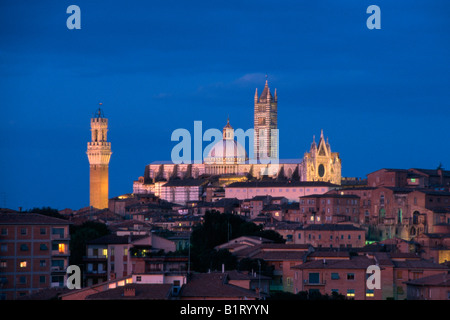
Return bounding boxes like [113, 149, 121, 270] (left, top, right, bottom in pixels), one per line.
[274, 88, 277, 101]
[311, 135, 317, 150]
[95, 103, 104, 118]
[260, 78, 272, 101]
[254, 88, 258, 102]
[320, 129, 324, 139]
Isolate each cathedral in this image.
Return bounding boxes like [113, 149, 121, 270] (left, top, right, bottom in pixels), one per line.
[133, 80, 342, 193]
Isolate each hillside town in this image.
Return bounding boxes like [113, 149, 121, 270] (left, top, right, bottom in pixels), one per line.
[1, 165, 449, 300]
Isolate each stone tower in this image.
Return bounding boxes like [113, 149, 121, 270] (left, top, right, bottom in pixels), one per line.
[87, 107, 112, 209]
[253, 79, 278, 160]
[301, 130, 341, 185]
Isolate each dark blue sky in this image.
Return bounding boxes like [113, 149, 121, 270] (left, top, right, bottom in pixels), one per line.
[0, 0, 449, 210]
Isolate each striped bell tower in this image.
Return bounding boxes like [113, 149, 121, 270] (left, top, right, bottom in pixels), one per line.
[253, 79, 278, 160]
[86, 106, 112, 209]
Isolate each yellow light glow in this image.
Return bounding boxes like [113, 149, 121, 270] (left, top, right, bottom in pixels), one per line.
[366, 293, 374, 297]
[118, 280, 125, 286]
[347, 293, 355, 297]
[58, 243, 65, 254]
[103, 249, 108, 258]
[109, 283, 116, 289]
[126, 278, 132, 284]
[20, 261, 27, 268]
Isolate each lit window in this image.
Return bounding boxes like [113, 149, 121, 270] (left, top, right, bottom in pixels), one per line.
[58, 243, 65, 254]
[103, 249, 108, 258]
[118, 280, 125, 287]
[126, 278, 132, 284]
[20, 261, 27, 268]
[366, 290, 374, 297]
[347, 289, 355, 297]
[124, 248, 128, 256]
[109, 283, 116, 289]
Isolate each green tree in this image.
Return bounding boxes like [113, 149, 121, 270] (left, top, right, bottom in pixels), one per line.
[69, 221, 110, 266]
[189, 211, 284, 272]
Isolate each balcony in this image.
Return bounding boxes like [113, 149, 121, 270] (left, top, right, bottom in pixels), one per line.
[50, 266, 67, 274]
[85, 270, 107, 278]
[83, 255, 107, 262]
[51, 233, 70, 241]
[304, 280, 326, 286]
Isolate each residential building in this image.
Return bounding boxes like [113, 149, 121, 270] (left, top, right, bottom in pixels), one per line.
[292, 255, 381, 300]
[296, 224, 366, 248]
[0, 212, 71, 300]
[84, 233, 176, 286]
[405, 272, 450, 300]
[297, 194, 360, 224]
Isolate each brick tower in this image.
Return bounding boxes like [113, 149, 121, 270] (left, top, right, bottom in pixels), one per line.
[87, 107, 112, 209]
[253, 79, 278, 160]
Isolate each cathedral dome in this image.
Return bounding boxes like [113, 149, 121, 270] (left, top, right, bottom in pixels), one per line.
[204, 119, 248, 165]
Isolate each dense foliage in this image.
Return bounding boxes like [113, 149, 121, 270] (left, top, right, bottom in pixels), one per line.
[189, 210, 284, 272]
[69, 221, 110, 266]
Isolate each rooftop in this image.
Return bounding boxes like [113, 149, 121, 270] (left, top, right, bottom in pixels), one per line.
[302, 224, 365, 231]
[87, 234, 148, 245]
[0, 212, 71, 225]
[404, 272, 450, 287]
[226, 181, 339, 188]
[85, 283, 173, 300]
[180, 272, 260, 299]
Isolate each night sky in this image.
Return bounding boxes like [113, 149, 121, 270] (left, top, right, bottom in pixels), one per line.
[0, 0, 449, 211]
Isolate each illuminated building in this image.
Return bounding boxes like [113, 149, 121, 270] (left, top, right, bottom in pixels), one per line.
[87, 107, 112, 209]
[133, 80, 342, 196]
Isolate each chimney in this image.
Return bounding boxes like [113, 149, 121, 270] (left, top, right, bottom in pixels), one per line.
[222, 264, 225, 273]
[124, 287, 135, 297]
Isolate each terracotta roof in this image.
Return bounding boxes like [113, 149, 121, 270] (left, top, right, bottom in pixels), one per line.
[227, 181, 339, 188]
[0, 212, 71, 225]
[293, 256, 376, 270]
[300, 194, 359, 199]
[87, 234, 148, 245]
[226, 270, 271, 281]
[391, 259, 449, 270]
[180, 272, 259, 299]
[85, 283, 173, 300]
[302, 224, 364, 231]
[252, 250, 308, 261]
[308, 251, 350, 259]
[404, 272, 450, 287]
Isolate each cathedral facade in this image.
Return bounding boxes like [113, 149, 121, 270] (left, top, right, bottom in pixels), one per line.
[301, 130, 342, 185]
[133, 80, 341, 194]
